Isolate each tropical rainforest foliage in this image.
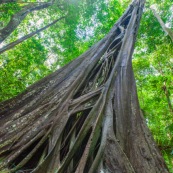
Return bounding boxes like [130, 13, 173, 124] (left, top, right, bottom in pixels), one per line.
[0, 0, 172, 171]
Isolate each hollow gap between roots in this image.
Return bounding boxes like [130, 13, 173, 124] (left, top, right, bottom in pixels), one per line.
[9, 138, 48, 172]
[83, 127, 102, 173]
[60, 109, 91, 162]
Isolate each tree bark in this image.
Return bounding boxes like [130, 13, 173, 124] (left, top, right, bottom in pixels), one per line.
[0, 0, 169, 173]
[162, 82, 173, 114]
[151, 7, 173, 42]
[158, 62, 173, 114]
[0, 16, 65, 54]
[0, 1, 53, 43]
[0, 0, 16, 3]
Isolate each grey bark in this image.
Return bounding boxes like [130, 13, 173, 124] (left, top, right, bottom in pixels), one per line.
[0, 0, 16, 3]
[151, 7, 173, 42]
[162, 81, 173, 114]
[158, 62, 173, 114]
[0, 0, 169, 173]
[0, 16, 65, 54]
[0, 1, 53, 43]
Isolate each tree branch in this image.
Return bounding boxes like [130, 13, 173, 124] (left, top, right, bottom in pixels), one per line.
[0, 1, 53, 43]
[0, 16, 65, 54]
[0, 0, 16, 3]
[151, 7, 173, 42]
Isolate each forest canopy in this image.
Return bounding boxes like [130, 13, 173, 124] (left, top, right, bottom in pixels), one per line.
[0, 0, 172, 172]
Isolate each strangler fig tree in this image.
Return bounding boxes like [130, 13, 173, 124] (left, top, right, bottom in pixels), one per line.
[0, 0, 169, 172]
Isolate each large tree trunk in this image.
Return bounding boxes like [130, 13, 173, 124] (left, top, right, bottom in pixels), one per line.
[0, 0, 169, 172]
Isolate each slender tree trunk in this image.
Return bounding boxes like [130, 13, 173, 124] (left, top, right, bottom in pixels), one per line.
[158, 62, 173, 114]
[0, 0, 16, 3]
[151, 7, 173, 42]
[162, 81, 173, 114]
[0, 0, 169, 173]
[0, 1, 53, 43]
[0, 16, 65, 54]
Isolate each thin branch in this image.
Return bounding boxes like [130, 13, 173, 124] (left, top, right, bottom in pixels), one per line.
[0, 0, 16, 3]
[0, 0, 48, 3]
[0, 16, 65, 54]
[0, 1, 53, 43]
[151, 7, 173, 42]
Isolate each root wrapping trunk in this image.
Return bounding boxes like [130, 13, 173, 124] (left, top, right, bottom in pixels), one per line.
[0, 0, 169, 172]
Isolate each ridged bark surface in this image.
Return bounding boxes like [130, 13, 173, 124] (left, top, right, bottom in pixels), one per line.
[0, 0, 169, 172]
